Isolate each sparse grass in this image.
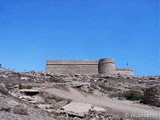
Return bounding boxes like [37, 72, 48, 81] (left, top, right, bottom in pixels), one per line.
[98, 83, 115, 91]
[87, 88, 94, 93]
[48, 76, 65, 83]
[13, 106, 28, 115]
[81, 87, 94, 94]
[51, 111, 61, 116]
[109, 92, 125, 100]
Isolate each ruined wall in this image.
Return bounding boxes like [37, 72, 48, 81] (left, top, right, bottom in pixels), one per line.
[116, 68, 134, 76]
[46, 60, 98, 75]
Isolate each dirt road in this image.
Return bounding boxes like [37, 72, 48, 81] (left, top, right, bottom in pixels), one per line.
[42, 87, 160, 119]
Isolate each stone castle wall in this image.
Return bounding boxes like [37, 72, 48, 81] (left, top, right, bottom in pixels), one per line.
[116, 68, 134, 76]
[45, 58, 134, 76]
[46, 60, 98, 75]
[98, 58, 116, 76]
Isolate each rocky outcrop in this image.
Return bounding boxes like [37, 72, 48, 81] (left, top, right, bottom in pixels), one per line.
[86, 110, 122, 120]
[0, 83, 8, 95]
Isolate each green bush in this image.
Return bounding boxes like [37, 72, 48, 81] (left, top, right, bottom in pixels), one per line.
[123, 90, 143, 101]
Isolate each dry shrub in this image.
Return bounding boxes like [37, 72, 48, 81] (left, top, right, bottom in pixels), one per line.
[13, 106, 28, 115]
[98, 83, 115, 92]
[19, 84, 32, 89]
[109, 90, 143, 101]
[123, 90, 143, 101]
[0, 107, 11, 112]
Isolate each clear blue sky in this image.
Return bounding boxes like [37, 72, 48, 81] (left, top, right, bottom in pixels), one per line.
[0, 0, 159, 75]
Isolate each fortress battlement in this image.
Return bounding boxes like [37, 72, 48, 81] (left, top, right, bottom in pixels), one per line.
[46, 60, 98, 65]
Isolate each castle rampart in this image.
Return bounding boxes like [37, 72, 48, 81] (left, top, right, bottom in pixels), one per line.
[45, 58, 134, 76]
[46, 60, 98, 75]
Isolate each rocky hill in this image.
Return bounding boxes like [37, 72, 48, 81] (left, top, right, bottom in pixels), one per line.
[0, 68, 160, 120]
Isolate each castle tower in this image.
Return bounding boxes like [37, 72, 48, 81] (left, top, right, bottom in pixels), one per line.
[98, 58, 116, 76]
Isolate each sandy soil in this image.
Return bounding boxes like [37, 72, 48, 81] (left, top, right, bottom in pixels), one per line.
[43, 87, 160, 120]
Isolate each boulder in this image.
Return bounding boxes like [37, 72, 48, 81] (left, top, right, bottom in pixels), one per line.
[0, 83, 8, 95]
[20, 77, 30, 80]
[61, 102, 105, 117]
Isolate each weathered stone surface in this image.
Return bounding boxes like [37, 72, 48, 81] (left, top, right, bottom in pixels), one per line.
[71, 81, 90, 88]
[46, 64, 98, 75]
[86, 110, 122, 120]
[0, 83, 8, 95]
[20, 77, 30, 80]
[61, 102, 105, 117]
[34, 96, 45, 103]
[116, 68, 134, 76]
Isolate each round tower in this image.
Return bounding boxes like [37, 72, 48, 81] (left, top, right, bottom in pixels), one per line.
[98, 58, 116, 76]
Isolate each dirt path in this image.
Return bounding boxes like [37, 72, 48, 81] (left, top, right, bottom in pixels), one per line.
[42, 87, 160, 119]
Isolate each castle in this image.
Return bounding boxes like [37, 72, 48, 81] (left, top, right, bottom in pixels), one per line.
[45, 58, 133, 76]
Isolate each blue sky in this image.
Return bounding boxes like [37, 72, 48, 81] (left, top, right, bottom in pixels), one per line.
[0, 0, 159, 75]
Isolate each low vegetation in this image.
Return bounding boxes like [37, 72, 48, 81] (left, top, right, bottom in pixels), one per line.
[18, 84, 32, 89]
[98, 83, 115, 92]
[109, 90, 144, 101]
[0, 107, 11, 112]
[123, 90, 143, 101]
[13, 106, 28, 115]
